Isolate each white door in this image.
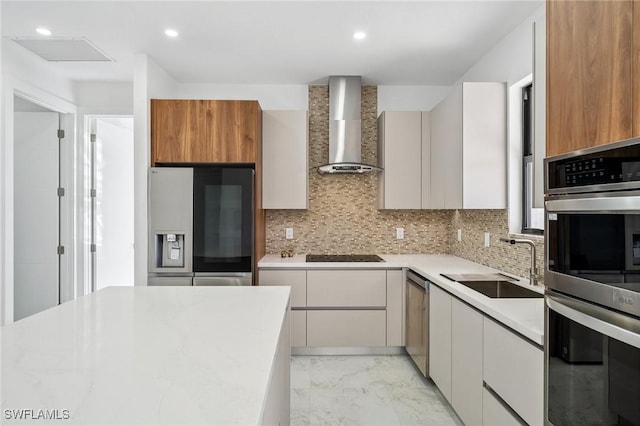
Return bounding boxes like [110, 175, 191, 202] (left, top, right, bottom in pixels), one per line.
[13, 108, 60, 321]
[89, 117, 135, 291]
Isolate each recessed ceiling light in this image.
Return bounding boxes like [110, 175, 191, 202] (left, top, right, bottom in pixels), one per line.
[353, 31, 366, 40]
[35, 27, 52, 36]
[164, 29, 179, 38]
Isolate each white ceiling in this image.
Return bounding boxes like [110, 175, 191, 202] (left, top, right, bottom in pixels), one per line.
[2, 1, 543, 85]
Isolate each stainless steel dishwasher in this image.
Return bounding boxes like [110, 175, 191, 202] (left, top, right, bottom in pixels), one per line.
[405, 269, 428, 376]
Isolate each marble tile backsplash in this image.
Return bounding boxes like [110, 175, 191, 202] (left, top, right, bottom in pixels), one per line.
[266, 85, 452, 255]
[449, 209, 545, 283]
[264, 85, 544, 282]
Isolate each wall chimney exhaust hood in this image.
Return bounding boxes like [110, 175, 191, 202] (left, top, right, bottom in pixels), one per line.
[317, 76, 381, 174]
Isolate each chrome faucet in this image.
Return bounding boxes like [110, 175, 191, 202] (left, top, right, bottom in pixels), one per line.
[499, 237, 539, 286]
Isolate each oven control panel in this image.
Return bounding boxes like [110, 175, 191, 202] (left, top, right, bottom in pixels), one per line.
[547, 139, 640, 191]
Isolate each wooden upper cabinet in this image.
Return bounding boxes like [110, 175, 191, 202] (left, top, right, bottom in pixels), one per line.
[151, 99, 262, 164]
[546, 0, 635, 157]
[635, 0, 640, 137]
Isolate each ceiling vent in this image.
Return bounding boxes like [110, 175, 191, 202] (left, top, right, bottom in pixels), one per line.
[11, 37, 113, 62]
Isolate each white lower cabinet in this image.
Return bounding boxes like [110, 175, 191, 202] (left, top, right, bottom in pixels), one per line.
[307, 310, 386, 347]
[451, 298, 483, 426]
[259, 270, 307, 308]
[259, 269, 308, 348]
[429, 284, 452, 402]
[259, 267, 403, 349]
[482, 388, 522, 426]
[306, 270, 387, 307]
[430, 284, 543, 426]
[483, 318, 543, 426]
[291, 310, 307, 347]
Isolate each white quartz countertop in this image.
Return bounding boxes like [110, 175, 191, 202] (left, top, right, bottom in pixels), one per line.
[1, 286, 291, 425]
[259, 253, 544, 345]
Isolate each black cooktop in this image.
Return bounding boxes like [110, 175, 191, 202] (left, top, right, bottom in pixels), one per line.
[306, 254, 385, 263]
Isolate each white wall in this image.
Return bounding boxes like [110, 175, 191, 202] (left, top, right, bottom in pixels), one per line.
[177, 83, 308, 110]
[1, 40, 78, 324]
[2, 40, 76, 105]
[456, 6, 544, 86]
[377, 85, 451, 115]
[451, 5, 546, 233]
[74, 81, 133, 113]
[133, 54, 178, 286]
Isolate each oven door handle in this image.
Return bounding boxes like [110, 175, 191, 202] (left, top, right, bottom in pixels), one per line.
[547, 294, 640, 349]
[545, 195, 640, 212]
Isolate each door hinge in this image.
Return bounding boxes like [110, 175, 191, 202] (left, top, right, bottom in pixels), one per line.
[90, 189, 96, 197]
[57, 246, 65, 255]
[90, 134, 97, 143]
[57, 187, 65, 197]
[90, 244, 96, 253]
[57, 129, 65, 139]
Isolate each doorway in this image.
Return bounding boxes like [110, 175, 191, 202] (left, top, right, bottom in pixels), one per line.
[13, 96, 62, 321]
[85, 116, 135, 292]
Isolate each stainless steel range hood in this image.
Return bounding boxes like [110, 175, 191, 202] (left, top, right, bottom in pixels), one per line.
[317, 76, 381, 174]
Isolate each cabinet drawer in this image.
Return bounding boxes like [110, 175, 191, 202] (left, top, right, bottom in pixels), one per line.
[483, 318, 543, 426]
[291, 310, 306, 347]
[306, 270, 386, 307]
[482, 388, 523, 426]
[259, 270, 307, 308]
[307, 310, 386, 347]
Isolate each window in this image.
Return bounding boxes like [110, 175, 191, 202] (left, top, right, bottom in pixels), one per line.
[522, 84, 543, 235]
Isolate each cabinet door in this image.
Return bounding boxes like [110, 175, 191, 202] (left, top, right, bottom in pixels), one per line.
[151, 99, 190, 164]
[483, 317, 543, 426]
[430, 85, 463, 209]
[386, 270, 404, 346]
[429, 284, 452, 402]
[262, 110, 308, 209]
[259, 270, 307, 308]
[307, 310, 386, 347]
[421, 112, 431, 209]
[462, 82, 507, 209]
[306, 270, 386, 308]
[377, 111, 422, 209]
[634, 0, 640, 137]
[451, 298, 483, 426]
[547, 0, 634, 156]
[151, 100, 260, 164]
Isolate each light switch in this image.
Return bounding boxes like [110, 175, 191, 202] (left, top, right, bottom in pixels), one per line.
[484, 232, 491, 247]
[285, 227, 294, 240]
[457, 229, 462, 242]
[396, 227, 405, 240]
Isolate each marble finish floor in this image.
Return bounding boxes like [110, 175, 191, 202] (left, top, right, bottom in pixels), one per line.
[291, 355, 462, 426]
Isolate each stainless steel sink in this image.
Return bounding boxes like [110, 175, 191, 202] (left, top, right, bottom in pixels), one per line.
[456, 280, 543, 299]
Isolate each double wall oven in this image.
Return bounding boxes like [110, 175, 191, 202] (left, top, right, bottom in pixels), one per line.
[545, 138, 640, 426]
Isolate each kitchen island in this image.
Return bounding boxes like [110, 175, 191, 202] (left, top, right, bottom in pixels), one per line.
[1, 286, 291, 425]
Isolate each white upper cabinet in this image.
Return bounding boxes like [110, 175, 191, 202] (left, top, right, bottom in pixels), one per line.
[262, 110, 308, 209]
[377, 111, 431, 209]
[430, 82, 507, 209]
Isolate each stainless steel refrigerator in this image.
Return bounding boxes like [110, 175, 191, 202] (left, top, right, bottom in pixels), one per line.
[148, 166, 254, 286]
